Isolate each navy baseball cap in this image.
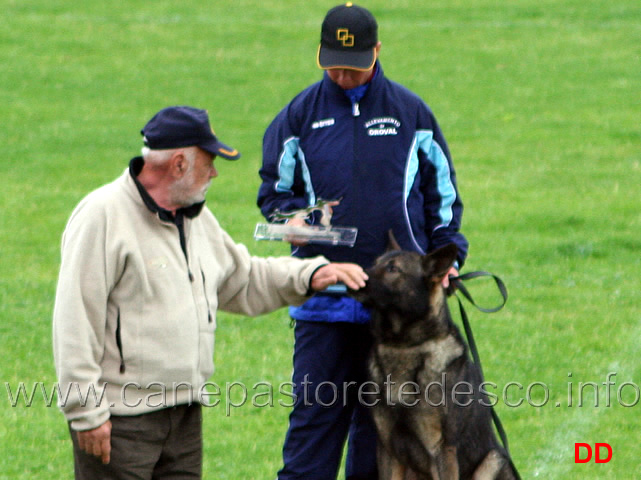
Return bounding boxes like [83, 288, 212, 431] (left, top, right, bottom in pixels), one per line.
[317, 3, 378, 71]
[141, 106, 240, 160]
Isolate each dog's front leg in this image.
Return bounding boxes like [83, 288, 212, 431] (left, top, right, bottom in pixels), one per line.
[390, 463, 406, 480]
[382, 454, 408, 480]
[377, 443, 406, 480]
[432, 445, 458, 480]
[443, 446, 459, 479]
[472, 450, 506, 480]
[376, 448, 392, 479]
[377, 449, 421, 480]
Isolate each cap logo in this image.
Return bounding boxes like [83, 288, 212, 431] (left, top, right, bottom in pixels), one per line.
[336, 28, 354, 47]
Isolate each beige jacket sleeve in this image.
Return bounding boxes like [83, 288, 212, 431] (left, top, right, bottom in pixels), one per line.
[215, 227, 327, 316]
[52, 194, 114, 431]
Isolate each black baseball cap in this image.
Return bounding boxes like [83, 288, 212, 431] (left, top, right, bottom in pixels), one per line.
[141, 106, 240, 160]
[317, 3, 378, 71]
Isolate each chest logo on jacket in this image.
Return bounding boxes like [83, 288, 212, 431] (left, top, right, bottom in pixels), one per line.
[312, 118, 336, 130]
[365, 117, 401, 137]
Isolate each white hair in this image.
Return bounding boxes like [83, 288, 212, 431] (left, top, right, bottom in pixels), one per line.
[141, 146, 197, 168]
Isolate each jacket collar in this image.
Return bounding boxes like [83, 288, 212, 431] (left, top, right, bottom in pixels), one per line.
[128, 157, 204, 222]
[322, 61, 383, 103]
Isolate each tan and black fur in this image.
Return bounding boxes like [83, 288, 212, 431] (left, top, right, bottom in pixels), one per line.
[351, 239, 518, 480]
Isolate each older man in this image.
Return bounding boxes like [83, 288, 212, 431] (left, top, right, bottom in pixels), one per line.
[53, 105, 367, 479]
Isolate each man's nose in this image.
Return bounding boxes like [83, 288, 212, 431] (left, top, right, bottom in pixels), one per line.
[336, 70, 349, 82]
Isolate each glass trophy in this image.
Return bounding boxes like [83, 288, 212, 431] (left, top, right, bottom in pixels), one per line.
[254, 199, 358, 247]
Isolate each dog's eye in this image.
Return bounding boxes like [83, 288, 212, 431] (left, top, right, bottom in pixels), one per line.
[385, 263, 400, 273]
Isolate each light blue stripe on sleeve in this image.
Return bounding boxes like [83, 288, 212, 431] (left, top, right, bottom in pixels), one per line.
[275, 137, 316, 206]
[403, 133, 426, 252]
[275, 137, 299, 193]
[412, 130, 456, 228]
[404, 132, 424, 202]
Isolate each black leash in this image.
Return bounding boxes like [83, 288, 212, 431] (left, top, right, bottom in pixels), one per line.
[449, 272, 520, 477]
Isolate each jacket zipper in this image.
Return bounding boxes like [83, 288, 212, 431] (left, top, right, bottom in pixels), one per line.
[351, 101, 361, 234]
[175, 211, 194, 282]
[116, 309, 125, 373]
[201, 270, 213, 323]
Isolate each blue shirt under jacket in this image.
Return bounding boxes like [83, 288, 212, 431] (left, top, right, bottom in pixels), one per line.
[258, 62, 468, 324]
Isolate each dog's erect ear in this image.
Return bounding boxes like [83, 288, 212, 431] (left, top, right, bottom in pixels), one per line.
[423, 244, 458, 281]
[386, 230, 402, 252]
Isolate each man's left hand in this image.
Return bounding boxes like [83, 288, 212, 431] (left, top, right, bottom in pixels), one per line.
[442, 266, 459, 289]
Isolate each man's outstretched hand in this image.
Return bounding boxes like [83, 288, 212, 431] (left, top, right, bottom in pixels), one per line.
[311, 263, 368, 292]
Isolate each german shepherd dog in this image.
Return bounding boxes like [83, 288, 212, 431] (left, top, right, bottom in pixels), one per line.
[350, 240, 518, 480]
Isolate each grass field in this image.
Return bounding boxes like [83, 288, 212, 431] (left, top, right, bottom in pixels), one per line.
[1, 0, 640, 478]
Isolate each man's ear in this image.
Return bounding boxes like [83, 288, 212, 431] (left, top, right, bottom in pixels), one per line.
[169, 150, 187, 178]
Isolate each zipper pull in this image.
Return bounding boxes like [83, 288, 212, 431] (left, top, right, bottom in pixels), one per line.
[352, 102, 360, 117]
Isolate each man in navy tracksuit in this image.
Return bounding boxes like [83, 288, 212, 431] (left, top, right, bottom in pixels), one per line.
[257, 4, 469, 479]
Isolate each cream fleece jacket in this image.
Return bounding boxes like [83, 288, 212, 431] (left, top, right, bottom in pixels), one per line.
[53, 167, 327, 431]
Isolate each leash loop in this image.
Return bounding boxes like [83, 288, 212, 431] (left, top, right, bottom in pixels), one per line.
[449, 271, 508, 313]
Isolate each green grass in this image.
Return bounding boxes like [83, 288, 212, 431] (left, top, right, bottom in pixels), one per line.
[1, 0, 640, 478]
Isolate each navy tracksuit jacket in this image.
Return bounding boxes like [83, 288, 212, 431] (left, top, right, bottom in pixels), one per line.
[258, 62, 469, 325]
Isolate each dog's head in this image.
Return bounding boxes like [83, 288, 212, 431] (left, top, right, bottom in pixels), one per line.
[351, 238, 458, 318]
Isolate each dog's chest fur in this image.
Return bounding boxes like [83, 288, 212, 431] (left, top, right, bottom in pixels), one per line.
[371, 335, 464, 393]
